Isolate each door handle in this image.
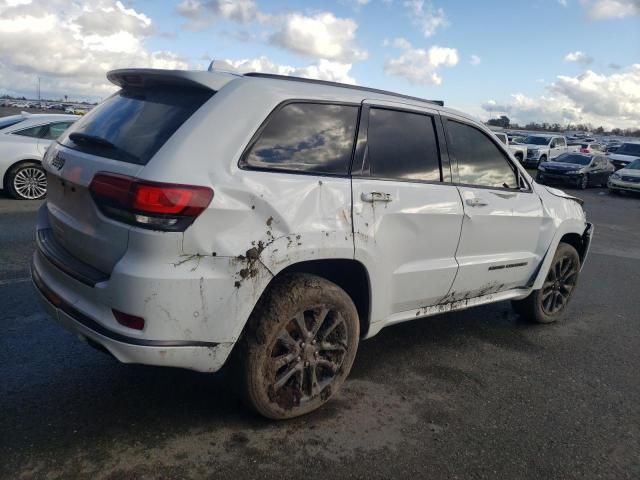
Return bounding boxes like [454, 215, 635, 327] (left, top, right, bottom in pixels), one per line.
[361, 191, 393, 203]
[465, 197, 489, 207]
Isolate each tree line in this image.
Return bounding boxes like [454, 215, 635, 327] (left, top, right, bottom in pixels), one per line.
[486, 116, 640, 138]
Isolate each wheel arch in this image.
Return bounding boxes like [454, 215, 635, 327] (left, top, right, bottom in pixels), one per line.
[273, 259, 371, 338]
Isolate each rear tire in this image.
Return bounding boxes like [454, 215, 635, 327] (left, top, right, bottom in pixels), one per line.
[5, 161, 47, 200]
[238, 273, 360, 419]
[512, 243, 580, 324]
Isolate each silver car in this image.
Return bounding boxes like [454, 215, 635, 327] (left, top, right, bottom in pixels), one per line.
[0, 113, 78, 199]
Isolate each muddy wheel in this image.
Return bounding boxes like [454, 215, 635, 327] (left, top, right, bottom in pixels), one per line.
[239, 273, 359, 419]
[512, 243, 580, 324]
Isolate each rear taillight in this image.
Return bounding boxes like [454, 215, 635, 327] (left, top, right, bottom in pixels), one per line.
[580, 148, 589, 153]
[89, 173, 213, 231]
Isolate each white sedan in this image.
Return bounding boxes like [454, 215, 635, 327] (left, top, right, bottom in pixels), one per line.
[0, 112, 78, 200]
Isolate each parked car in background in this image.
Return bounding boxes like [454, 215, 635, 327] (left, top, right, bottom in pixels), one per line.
[579, 142, 605, 154]
[605, 144, 621, 154]
[494, 132, 528, 163]
[607, 142, 640, 170]
[608, 158, 640, 194]
[522, 135, 578, 167]
[0, 112, 78, 199]
[536, 152, 614, 189]
[32, 67, 593, 419]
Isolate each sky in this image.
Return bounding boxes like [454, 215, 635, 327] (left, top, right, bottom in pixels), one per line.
[0, 0, 639, 129]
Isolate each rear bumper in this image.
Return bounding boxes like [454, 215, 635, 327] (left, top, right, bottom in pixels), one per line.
[32, 256, 234, 372]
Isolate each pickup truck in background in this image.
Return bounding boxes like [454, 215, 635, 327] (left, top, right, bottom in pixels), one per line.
[522, 135, 580, 167]
[494, 132, 527, 163]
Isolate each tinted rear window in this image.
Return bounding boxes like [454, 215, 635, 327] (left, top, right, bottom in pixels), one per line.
[243, 102, 359, 175]
[59, 86, 214, 165]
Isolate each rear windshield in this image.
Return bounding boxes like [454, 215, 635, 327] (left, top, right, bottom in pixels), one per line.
[59, 86, 214, 165]
[617, 143, 640, 156]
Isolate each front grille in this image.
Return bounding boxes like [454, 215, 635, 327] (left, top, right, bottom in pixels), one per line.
[621, 176, 640, 183]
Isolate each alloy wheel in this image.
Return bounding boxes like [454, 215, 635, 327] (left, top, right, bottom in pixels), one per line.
[13, 167, 47, 199]
[267, 305, 348, 409]
[541, 254, 578, 315]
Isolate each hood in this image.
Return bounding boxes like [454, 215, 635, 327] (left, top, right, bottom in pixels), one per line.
[544, 186, 584, 206]
[608, 153, 638, 162]
[541, 161, 585, 171]
[617, 167, 640, 177]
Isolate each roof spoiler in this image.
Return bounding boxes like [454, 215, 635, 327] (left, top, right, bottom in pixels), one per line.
[107, 68, 237, 92]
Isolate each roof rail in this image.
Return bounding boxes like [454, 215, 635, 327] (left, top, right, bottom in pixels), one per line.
[243, 73, 444, 107]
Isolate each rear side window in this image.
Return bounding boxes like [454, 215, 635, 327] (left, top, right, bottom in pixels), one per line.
[13, 124, 46, 138]
[366, 108, 441, 182]
[59, 86, 214, 165]
[243, 102, 358, 175]
[43, 122, 74, 140]
[447, 120, 518, 189]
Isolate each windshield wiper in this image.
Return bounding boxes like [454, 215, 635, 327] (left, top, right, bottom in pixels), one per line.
[69, 132, 116, 148]
[68, 132, 140, 163]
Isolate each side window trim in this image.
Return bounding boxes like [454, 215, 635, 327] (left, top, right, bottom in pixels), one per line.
[351, 103, 449, 185]
[442, 116, 532, 193]
[239, 99, 361, 178]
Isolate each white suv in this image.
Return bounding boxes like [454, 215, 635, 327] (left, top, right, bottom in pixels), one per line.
[33, 69, 593, 419]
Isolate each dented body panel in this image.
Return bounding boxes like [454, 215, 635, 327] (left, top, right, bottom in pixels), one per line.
[32, 69, 591, 373]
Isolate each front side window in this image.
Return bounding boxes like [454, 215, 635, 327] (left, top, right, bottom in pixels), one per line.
[366, 108, 441, 182]
[244, 103, 359, 175]
[447, 120, 518, 189]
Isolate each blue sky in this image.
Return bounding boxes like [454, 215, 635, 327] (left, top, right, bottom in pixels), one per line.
[0, 0, 639, 128]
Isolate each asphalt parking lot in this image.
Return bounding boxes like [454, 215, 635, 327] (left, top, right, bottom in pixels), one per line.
[1, 187, 639, 479]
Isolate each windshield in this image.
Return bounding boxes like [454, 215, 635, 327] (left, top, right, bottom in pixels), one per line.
[59, 86, 214, 165]
[616, 143, 640, 156]
[625, 159, 640, 170]
[524, 136, 550, 145]
[0, 115, 25, 131]
[554, 154, 591, 165]
[495, 134, 507, 144]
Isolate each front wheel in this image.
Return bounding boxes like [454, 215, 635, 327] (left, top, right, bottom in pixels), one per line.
[537, 155, 547, 167]
[239, 273, 360, 419]
[512, 243, 580, 324]
[6, 162, 47, 200]
[577, 175, 588, 190]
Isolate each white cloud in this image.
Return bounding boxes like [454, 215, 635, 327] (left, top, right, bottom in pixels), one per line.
[564, 50, 594, 65]
[177, 0, 263, 30]
[470, 54, 481, 66]
[404, 0, 448, 37]
[481, 65, 640, 129]
[384, 37, 458, 85]
[223, 56, 356, 84]
[0, 0, 187, 99]
[176, 3, 368, 64]
[582, 0, 640, 18]
[270, 12, 367, 62]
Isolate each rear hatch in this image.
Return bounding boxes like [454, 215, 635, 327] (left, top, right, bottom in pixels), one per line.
[41, 70, 223, 277]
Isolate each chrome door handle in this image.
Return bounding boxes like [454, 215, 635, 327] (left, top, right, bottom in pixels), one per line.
[361, 191, 393, 203]
[465, 197, 489, 207]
